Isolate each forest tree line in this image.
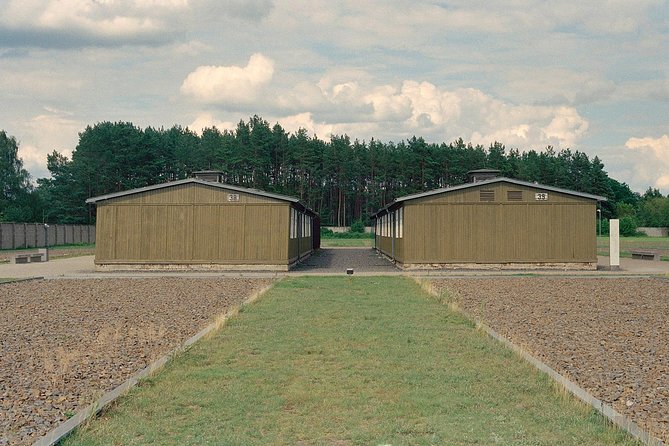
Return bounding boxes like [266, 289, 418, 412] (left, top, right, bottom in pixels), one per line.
[1, 116, 667, 230]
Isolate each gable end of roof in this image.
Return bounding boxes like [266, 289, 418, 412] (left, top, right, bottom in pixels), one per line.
[85, 179, 317, 216]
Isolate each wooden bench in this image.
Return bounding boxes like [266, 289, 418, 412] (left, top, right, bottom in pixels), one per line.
[13, 252, 47, 264]
[14, 254, 31, 264]
[630, 250, 660, 261]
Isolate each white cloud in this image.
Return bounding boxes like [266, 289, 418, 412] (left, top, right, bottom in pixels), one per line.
[625, 135, 669, 190]
[278, 112, 334, 138]
[656, 175, 669, 189]
[37, 1, 161, 35]
[541, 107, 590, 146]
[363, 85, 413, 122]
[265, 67, 594, 148]
[626, 135, 669, 162]
[276, 81, 329, 111]
[0, 0, 196, 47]
[357, 81, 589, 148]
[180, 53, 274, 104]
[15, 109, 82, 178]
[200, 71, 589, 149]
[400, 81, 464, 128]
[187, 113, 235, 134]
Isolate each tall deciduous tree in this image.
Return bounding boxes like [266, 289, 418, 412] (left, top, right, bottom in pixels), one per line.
[0, 131, 38, 221]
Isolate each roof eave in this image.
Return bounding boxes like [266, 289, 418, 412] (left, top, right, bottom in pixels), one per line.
[85, 178, 307, 207]
[393, 177, 607, 203]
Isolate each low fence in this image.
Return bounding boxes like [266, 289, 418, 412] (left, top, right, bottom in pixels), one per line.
[0, 223, 96, 250]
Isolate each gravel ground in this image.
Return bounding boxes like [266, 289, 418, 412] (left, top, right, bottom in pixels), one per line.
[431, 277, 669, 444]
[0, 278, 272, 446]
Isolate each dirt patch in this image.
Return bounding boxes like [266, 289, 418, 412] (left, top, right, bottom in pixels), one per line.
[0, 278, 273, 446]
[430, 277, 669, 444]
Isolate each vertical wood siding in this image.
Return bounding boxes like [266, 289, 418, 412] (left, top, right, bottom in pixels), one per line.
[376, 182, 598, 264]
[94, 183, 293, 264]
[95, 206, 116, 260]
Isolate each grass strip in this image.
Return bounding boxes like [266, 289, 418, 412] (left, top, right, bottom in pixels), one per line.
[597, 236, 669, 261]
[63, 276, 637, 446]
[0, 243, 95, 252]
[320, 238, 373, 247]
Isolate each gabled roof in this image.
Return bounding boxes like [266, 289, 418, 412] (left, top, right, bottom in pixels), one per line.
[86, 178, 317, 216]
[373, 177, 607, 217]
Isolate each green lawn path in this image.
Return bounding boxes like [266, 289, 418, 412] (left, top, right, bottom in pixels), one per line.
[63, 277, 636, 446]
[320, 238, 373, 247]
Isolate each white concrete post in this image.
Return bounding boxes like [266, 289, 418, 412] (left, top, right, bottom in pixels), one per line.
[609, 219, 620, 270]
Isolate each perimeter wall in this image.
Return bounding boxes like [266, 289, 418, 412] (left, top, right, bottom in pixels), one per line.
[0, 223, 95, 249]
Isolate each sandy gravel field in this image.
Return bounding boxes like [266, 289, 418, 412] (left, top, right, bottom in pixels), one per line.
[431, 277, 669, 444]
[0, 278, 273, 446]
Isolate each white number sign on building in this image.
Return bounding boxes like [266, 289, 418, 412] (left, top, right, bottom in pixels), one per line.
[535, 193, 549, 201]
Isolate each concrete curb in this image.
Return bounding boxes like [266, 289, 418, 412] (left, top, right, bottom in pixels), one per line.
[0, 276, 44, 284]
[32, 282, 276, 446]
[417, 279, 665, 446]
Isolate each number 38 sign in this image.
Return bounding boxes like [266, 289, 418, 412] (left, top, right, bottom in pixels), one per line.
[535, 193, 549, 201]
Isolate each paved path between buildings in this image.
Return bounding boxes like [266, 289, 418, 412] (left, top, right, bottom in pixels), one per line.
[291, 247, 399, 274]
[2, 250, 669, 279]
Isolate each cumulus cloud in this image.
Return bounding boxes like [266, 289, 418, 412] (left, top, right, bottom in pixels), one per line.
[313, 78, 589, 148]
[625, 135, 669, 190]
[277, 112, 334, 138]
[248, 71, 590, 149]
[15, 109, 82, 178]
[180, 53, 274, 104]
[276, 81, 329, 111]
[626, 135, 669, 162]
[187, 113, 236, 134]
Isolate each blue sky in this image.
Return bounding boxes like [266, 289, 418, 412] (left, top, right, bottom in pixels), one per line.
[1, 0, 668, 193]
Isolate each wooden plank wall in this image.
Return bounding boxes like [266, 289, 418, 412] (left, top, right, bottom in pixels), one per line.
[402, 183, 597, 263]
[94, 183, 292, 264]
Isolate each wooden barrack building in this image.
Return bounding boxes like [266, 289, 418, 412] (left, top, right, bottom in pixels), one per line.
[86, 172, 318, 270]
[373, 173, 605, 270]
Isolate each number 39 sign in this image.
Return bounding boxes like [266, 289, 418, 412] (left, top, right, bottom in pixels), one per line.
[535, 193, 549, 201]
